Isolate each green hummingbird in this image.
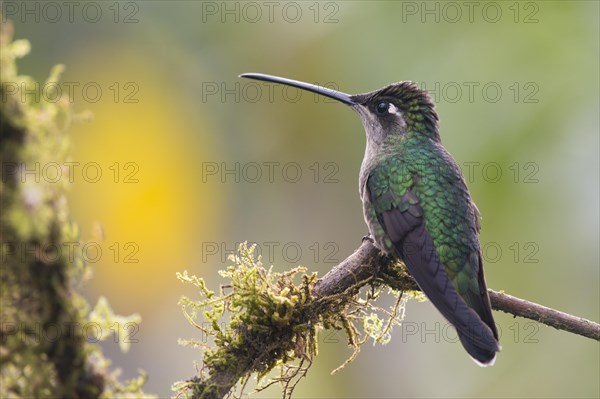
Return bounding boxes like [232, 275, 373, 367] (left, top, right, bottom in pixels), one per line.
[240, 73, 500, 366]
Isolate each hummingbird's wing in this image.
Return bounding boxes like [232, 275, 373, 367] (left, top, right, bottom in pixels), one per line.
[365, 165, 499, 365]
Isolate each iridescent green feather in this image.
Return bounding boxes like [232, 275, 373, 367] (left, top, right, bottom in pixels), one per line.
[367, 133, 482, 302]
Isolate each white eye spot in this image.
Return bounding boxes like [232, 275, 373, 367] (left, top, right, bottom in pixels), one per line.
[388, 103, 401, 116]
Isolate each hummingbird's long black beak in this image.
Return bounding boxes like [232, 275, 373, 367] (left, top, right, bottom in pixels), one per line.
[240, 73, 355, 105]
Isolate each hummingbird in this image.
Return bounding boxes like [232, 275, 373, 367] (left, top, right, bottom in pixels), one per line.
[240, 73, 500, 366]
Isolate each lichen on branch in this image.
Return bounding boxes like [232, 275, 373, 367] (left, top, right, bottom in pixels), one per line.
[0, 18, 153, 399]
[176, 238, 600, 399]
[174, 243, 421, 399]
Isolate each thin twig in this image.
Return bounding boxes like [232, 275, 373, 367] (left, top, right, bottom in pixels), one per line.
[489, 290, 600, 340]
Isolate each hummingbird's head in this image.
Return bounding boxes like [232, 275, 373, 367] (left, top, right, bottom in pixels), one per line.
[349, 82, 440, 146]
[239, 73, 440, 147]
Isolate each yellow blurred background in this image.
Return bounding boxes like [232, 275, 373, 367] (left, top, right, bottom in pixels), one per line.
[7, 1, 599, 397]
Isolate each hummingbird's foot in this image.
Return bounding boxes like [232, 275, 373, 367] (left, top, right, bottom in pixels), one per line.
[362, 234, 374, 243]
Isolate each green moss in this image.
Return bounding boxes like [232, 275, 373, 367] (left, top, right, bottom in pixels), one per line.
[175, 243, 416, 398]
[0, 18, 152, 399]
[176, 244, 318, 387]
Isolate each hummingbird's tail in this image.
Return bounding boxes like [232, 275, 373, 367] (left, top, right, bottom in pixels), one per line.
[381, 207, 500, 366]
[400, 231, 500, 365]
[457, 330, 497, 366]
[455, 254, 500, 366]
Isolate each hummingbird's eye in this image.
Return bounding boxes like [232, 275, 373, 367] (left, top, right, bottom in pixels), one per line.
[376, 102, 389, 115]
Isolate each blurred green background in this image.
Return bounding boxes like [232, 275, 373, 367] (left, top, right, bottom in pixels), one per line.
[6, 1, 599, 397]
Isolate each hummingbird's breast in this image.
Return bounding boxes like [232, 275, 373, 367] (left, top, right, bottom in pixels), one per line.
[358, 135, 480, 257]
[358, 139, 410, 254]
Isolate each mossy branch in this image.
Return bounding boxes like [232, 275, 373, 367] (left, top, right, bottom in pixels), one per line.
[179, 239, 600, 399]
[0, 19, 154, 398]
[314, 240, 600, 341]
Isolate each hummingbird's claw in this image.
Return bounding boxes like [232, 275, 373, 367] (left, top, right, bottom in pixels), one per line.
[362, 234, 374, 243]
